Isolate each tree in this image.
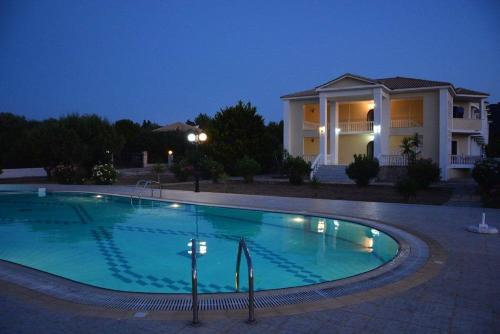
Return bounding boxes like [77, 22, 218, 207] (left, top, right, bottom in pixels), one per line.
[58, 114, 124, 171]
[400, 133, 421, 162]
[30, 119, 84, 176]
[0, 113, 39, 168]
[152, 163, 166, 184]
[208, 101, 267, 174]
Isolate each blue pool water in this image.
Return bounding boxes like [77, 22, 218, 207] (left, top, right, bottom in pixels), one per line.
[0, 192, 398, 293]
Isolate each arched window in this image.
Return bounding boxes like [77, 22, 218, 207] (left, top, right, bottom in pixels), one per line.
[367, 109, 374, 122]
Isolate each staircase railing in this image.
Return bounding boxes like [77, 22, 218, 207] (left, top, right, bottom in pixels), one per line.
[235, 237, 256, 323]
[310, 154, 322, 180]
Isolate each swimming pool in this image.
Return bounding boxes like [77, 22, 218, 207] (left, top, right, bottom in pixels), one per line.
[0, 192, 399, 294]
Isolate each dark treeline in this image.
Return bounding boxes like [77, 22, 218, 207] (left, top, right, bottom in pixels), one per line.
[0, 101, 283, 176]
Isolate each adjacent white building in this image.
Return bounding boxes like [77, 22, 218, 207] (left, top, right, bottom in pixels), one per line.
[281, 73, 489, 181]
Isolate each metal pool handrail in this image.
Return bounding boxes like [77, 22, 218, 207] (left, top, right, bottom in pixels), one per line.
[130, 179, 162, 205]
[190, 238, 199, 325]
[235, 237, 256, 323]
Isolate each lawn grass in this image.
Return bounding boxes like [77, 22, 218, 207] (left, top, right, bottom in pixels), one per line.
[163, 180, 452, 205]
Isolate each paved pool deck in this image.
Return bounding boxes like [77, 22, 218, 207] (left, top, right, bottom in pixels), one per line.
[0, 184, 499, 333]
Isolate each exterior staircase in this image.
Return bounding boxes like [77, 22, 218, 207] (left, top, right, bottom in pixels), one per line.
[313, 165, 352, 183]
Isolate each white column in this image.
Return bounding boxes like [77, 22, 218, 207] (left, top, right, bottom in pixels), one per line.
[373, 88, 383, 159]
[439, 88, 450, 180]
[329, 100, 339, 164]
[480, 98, 488, 145]
[380, 94, 390, 156]
[319, 95, 328, 164]
[283, 100, 291, 153]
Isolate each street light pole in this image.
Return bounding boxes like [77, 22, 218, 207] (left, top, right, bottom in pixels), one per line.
[194, 142, 200, 192]
[187, 131, 207, 193]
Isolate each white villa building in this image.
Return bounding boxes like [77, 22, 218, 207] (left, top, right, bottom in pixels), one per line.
[281, 73, 489, 181]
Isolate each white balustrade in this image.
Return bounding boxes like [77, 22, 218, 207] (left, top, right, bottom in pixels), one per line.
[338, 121, 373, 133]
[390, 119, 423, 128]
[379, 155, 409, 166]
[450, 155, 482, 165]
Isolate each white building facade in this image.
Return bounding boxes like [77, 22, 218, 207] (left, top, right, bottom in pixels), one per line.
[282, 74, 489, 181]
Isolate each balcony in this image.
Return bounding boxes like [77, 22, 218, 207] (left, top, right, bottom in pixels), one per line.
[450, 155, 482, 168]
[338, 121, 373, 133]
[390, 119, 422, 128]
[451, 118, 482, 132]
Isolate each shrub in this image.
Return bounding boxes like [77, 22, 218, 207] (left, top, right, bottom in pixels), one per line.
[345, 154, 380, 186]
[152, 163, 166, 184]
[480, 185, 500, 208]
[236, 156, 261, 183]
[54, 165, 86, 184]
[472, 158, 500, 191]
[283, 155, 310, 185]
[396, 177, 419, 202]
[407, 158, 440, 189]
[169, 159, 193, 181]
[200, 158, 225, 183]
[472, 158, 500, 208]
[92, 164, 118, 185]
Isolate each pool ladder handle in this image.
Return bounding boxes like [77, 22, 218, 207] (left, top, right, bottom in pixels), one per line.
[130, 179, 162, 205]
[190, 238, 200, 325]
[235, 237, 256, 323]
[190, 237, 256, 325]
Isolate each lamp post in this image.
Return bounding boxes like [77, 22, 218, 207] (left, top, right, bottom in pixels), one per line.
[187, 131, 207, 192]
[167, 150, 174, 166]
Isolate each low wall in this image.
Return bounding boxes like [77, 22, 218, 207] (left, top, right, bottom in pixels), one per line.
[0, 168, 47, 179]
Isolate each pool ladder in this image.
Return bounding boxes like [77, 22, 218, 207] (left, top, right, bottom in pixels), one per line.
[190, 237, 255, 325]
[130, 179, 162, 205]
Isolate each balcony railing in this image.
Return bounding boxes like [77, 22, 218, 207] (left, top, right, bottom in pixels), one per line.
[338, 121, 373, 133]
[390, 119, 423, 128]
[303, 121, 319, 131]
[450, 155, 482, 166]
[451, 118, 482, 132]
[379, 154, 409, 166]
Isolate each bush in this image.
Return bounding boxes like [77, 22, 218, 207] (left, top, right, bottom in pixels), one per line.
[283, 155, 310, 185]
[169, 159, 193, 181]
[345, 154, 380, 186]
[472, 158, 500, 191]
[472, 158, 500, 208]
[92, 164, 118, 185]
[200, 158, 225, 183]
[480, 185, 500, 208]
[54, 165, 86, 184]
[396, 177, 419, 202]
[236, 156, 261, 183]
[407, 158, 440, 189]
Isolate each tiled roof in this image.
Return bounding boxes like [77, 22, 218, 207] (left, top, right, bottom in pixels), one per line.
[455, 87, 489, 96]
[280, 88, 318, 99]
[281, 73, 488, 98]
[375, 76, 451, 90]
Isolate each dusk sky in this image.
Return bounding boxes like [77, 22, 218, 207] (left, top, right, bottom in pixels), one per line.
[1, 0, 499, 125]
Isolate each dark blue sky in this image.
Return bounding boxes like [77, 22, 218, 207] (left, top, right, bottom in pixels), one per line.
[1, 0, 499, 124]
